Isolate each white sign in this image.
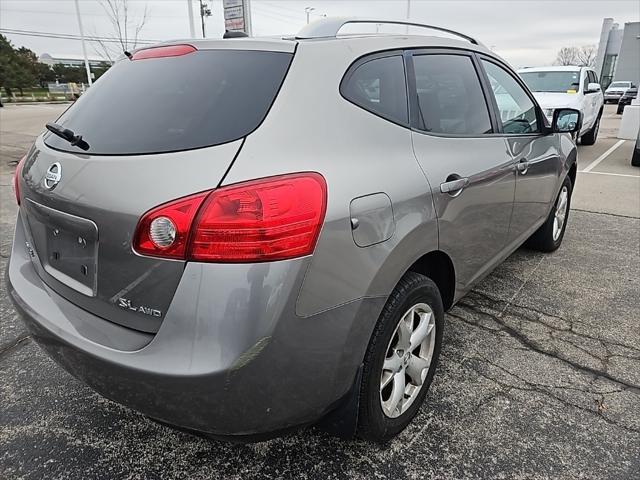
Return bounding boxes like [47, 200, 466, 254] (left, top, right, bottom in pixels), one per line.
[223, 0, 251, 34]
[223, 0, 242, 8]
[225, 17, 245, 31]
[225, 6, 243, 20]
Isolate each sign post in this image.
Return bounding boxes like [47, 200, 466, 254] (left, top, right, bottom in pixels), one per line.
[223, 0, 252, 36]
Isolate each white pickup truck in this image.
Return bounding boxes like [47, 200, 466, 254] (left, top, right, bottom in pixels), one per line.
[518, 66, 604, 145]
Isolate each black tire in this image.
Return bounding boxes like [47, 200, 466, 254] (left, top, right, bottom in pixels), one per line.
[617, 104, 624, 115]
[357, 272, 444, 442]
[632, 137, 640, 167]
[580, 113, 601, 146]
[526, 175, 572, 252]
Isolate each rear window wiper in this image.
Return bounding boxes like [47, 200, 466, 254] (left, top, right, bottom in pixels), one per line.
[46, 123, 90, 151]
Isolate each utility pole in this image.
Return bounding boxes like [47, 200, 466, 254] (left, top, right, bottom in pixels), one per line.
[406, 0, 411, 34]
[198, 0, 212, 38]
[73, 0, 92, 86]
[186, 0, 196, 38]
[305, 7, 315, 25]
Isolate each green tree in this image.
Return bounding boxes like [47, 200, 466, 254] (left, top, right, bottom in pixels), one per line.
[0, 35, 36, 95]
[52, 64, 86, 84]
[34, 62, 56, 88]
[16, 45, 55, 88]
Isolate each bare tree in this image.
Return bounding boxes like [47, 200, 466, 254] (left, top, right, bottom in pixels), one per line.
[93, 0, 149, 64]
[554, 45, 597, 67]
[554, 47, 579, 66]
[576, 45, 597, 68]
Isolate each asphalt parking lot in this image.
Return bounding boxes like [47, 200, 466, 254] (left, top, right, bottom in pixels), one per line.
[1, 103, 639, 480]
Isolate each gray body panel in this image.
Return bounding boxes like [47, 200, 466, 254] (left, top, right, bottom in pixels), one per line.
[507, 135, 563, 243]
[9, 213, 386, 434]
[411, 133, 515, 293]
[7, 31, 577, 436]
[19, 137, 242, 332]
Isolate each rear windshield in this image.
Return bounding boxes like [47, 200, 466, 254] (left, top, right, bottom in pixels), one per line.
[609, 82, 630, 89]
[44, 49, 293, 155]
[518, 71, 580, 93]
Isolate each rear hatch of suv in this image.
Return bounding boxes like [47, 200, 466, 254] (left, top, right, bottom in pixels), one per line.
[17, 43, 294, 333]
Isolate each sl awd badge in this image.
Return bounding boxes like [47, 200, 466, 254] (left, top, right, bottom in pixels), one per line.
[44, 162, 62, 190]
[117, 297, 162, 317]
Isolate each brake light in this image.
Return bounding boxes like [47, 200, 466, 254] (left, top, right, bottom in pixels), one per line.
[133, 173, 327, 263]
[13, 155, 26, 205]
[190, 173, 327, 262]
[131, 44, 196, 61]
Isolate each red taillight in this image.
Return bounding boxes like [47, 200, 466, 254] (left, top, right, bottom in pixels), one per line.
[13, 155, 26, 205]
[190, 173, 327, 262]
[133, 173, 327, 263]
[133, 191, 208, 259]
[131, 44, 196, 61]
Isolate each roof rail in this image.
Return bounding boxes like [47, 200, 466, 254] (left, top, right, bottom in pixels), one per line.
[295, 17, 482, 46]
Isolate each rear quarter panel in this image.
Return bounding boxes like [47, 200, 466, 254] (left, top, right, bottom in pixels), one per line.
[222, 41, 438, 317]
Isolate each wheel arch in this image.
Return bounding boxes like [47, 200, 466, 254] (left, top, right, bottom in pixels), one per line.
[405, 250, 456, 311]
[568, 152, 577, 187]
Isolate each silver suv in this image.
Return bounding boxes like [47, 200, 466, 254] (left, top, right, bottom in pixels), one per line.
[8, 18, 580, 442]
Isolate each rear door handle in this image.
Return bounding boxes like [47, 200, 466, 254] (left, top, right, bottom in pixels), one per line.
[440, 176, 469, 195]
[516, 159, 529, 174]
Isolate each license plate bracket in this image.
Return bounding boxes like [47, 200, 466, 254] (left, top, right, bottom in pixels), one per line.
[24, 199, 99, 297]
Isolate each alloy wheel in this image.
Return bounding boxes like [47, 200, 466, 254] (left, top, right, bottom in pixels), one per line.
[553, 186, 569, 241]
[380, 303, 436, 418]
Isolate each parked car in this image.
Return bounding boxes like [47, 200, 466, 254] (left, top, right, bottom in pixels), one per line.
[617, 87, 638, 114]
[633, 131, 640, 167]
[518, 66, 603, 145]
[604, 81, 634, 104]
[7, 18, 580, 442]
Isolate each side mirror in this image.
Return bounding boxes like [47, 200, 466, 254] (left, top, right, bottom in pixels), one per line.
[552, 108, 582, 134]
[586, 82, 601, 94]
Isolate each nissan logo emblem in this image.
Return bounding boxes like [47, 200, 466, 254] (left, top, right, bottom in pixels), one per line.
[44, 162, 62, 190]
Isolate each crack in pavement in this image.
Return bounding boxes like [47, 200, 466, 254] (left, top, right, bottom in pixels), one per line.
[572, 208, 640, 220]
[497, 255, 546, 318]
[462, 354, 640, 434]
[0, 333, 32, 361]
[444, 287, 640, 431]
[451, 295, 640, 393]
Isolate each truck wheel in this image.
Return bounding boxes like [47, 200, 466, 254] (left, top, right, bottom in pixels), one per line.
[632, 137, 640, 167]
[580, 114, 600, 146]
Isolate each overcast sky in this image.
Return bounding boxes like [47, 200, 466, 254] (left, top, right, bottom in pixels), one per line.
[1, 0, 638, 68]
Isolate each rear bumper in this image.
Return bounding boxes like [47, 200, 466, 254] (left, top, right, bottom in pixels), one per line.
[7, 212, 385, 437]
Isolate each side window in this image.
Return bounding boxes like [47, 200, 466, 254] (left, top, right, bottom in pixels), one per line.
[482, 60, 540, 134]
[582, 70, 589, 92]
[588, 71, 598, 84]
[341, 55, 408, 125]
[412, 54, 492, 135]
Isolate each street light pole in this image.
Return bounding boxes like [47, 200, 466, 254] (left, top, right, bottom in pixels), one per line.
[73, 0, 92, 87]
[305, 7, 315, 25]
[199, 0, 206, 37]
[406, 0, 411, 34]
[186, 0, 196, 38]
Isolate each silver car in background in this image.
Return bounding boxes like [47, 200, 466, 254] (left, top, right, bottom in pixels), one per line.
[604, 80, 635, 103]
[7, 18, 580, 442]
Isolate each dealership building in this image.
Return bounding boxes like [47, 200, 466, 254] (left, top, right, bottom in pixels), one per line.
[594, 19, 640, 89]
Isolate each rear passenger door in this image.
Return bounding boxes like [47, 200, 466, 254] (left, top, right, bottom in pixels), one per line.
[586, 70, 602, 128]
[479, 57, 562, 245]
[407, 50, 516, 293]
[581, 69, 597, 130]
